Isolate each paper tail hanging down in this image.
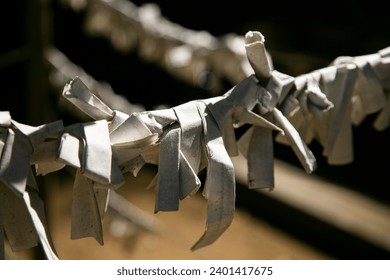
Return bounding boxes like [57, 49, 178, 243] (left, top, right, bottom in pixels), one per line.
[1, 30, 390, 259]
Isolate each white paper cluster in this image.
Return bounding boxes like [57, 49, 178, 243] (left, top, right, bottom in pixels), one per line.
[277, 45, 390, 165]
[62, 0, 252, 93]
[1, 30, 389, 260]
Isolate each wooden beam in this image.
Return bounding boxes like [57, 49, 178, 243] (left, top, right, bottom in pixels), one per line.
[232, 152, 390, 255]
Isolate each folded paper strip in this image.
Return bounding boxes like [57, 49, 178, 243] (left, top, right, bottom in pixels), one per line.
[1, 31, 389, 259]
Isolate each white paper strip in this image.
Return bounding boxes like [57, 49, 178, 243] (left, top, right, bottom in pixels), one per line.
[71, 170, 104, 245]
[244, 31, 272, 82]
[62, 76, 114, 121]
[57, 132, 82, 168]
[31, 139, 65, 176]
[23, 188, 59, 260]
[173, 101, 202, 198]
[191, 102, 235, 250]
[82, 120, 123, 186]
[0, 129, 31, 196]
[0, 183, 39, 251]
[273, 108, 317, 173]
[322, 65, 357, 165]
[247, 113, 275, 190]
[155, 123, 180, 212]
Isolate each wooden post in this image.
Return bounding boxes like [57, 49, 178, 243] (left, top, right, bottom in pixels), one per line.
[26, 0, 56, 259]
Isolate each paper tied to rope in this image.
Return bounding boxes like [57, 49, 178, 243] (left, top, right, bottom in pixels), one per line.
[244, 30, 390, 165]
[62, 76, 236, 250]
[242, 31, 319, 174]
[61, 73, 314, 250]
[0, 112, 61, 260]
[276, 64, 357, 165]
[62, 77, 137, 245]
[330, 47, 390, 131]
[58, 31, 326, 249]
[59, 120, 123, 245]
[56, 34, 390, 252]
[277, 45, 390, 165]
